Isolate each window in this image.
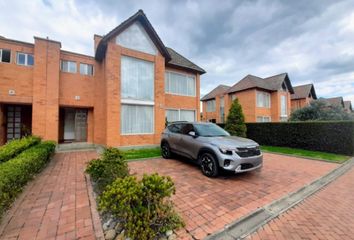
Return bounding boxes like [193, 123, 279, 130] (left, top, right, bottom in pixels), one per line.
[166, 109, 196, 122]
[256, 91, 271, 108]
[206, 100, 216, 112]
[168, 123, 183, 133]
[220, 96, 225, 123]
[256, 116, 271, 122]
[80, 63, 93, 75]
[121, 56, 154, 101]
[281, 95, 287, 116]
[0, 49, 11, 63]
[16, 52, 34, 66]
[61, 60, 77, 73]
[231, 94, 236, 101]
[165, 71, 196, 96]
[121, 105, 154, 134]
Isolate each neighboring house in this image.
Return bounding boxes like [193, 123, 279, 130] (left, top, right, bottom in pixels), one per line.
[324, 97, 345, 108]
[0, 10, 205, 146]
[290, 84, 317, 112]
[344, 101, 353, 113]
[201, 73, 294, 123]
[201, 85, 230, 123]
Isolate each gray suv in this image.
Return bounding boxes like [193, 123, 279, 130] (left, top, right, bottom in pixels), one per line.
[160, 122, 263, 177]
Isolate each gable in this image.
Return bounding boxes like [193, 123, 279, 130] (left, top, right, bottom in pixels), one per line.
[116, 21, 158, 55]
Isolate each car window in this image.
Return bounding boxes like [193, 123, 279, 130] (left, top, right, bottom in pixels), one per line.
[181, 124, 194, 135]
[194, 123, 230, 137]
[168, 123, 183, 133]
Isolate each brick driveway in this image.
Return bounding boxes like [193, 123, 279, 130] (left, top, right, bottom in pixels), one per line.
[248, 161, 354, 240]
[129, 153, 337, 240]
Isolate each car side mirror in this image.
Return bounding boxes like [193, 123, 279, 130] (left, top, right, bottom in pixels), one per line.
[188, 131, 197, 137]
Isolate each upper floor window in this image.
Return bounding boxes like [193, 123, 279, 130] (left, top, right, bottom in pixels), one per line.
[0, 49, 11, 63]
[80, 63, 93, 76]
[61, 60, 77, 73]
[256, 91, 270, 108]
[206, 99, 216, 112]
[165, 71, 196, 97]
[116, 22, 157, 55]
[281, 95, 287, 116]
[16, 52, 34, 66]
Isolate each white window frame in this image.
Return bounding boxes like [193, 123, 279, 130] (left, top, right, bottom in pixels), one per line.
[16, 52, 34, 66]
[60, 60, 77, 73]
[165, 70, 196, 97]
[280, 95, 287, 117]
[121, 103, 155, 135]
[79, 63, 94, 76]
[256, 116, 271, 122]
[0, 49, 11, 63]
[206, 99, 216, 112]
[256, 91, 271, 108]
[165, 108, 196, 122]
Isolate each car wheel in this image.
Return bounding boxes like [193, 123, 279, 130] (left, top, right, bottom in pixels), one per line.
[161, 142, 172, 159]
[200, 152, 219, 177]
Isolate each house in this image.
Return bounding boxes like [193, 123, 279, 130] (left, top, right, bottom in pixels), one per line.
[0, 10, 205, 146]
[324, 97, 345, 108]
[290, 84, 317, 112]
[344, 101, 353, 113]
[201, 73, 294, 123]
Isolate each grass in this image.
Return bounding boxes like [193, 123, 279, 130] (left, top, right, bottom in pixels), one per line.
[261, 146, 350, 163]
[121, 147, 161, 160]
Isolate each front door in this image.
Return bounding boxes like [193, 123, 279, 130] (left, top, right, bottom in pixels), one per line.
[63, 108, 87, 142]
[6, 106, 21, 141]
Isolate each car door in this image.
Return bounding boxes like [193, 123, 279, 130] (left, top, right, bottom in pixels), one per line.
[179, 124, 200, 160]
[167, 123, 184, 153]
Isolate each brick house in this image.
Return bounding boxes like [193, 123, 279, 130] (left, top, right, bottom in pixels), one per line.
[201, 73, 294, 123]
[290, 84, 317, 112]
[0, 10, 205, 146]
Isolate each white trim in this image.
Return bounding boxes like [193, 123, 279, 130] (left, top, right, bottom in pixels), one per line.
[16, 52, 34, 67]
[60, 60, 77, 73]
[121, 99, 155, 106]
[165, 108, 196, 122]
[165, 70, 196, 97]
[79, 62, 94, 76]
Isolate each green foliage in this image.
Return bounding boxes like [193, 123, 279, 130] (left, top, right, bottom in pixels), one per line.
[86, 147, 129, 192]
[0, 141, 56, 216]
[225, 98, 247, 137]
[0, 136, 41, 163]
[99, 174, 184, 240]
[246, 121, 354, 155]
[290, 99, 354, 121]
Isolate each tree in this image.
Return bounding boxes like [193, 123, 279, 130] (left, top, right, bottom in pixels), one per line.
[225, 98, 247, 137]
[290, 99, 354, 121]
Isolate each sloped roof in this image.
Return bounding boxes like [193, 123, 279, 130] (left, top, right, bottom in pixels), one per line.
[291, 84, 317, 100]
[344, 101, 353, 112]
[166, 47, 206, 74]
[226, 73, 294, 94]
[201, 85, 230, 101]
[324, 97, 345, 107]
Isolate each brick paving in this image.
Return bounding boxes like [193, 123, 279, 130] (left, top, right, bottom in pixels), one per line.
[0, 151, 101, 240]
[129, 153, 337, 240]
[247, 161, 354, 240]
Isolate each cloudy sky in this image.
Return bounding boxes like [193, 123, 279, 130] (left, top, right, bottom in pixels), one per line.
[1, 0, 354, 103]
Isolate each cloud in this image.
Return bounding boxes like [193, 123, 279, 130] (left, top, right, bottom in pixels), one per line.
[0, 0, 353, 105]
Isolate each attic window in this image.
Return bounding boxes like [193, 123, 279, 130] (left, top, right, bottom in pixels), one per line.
[0, 49, 11, 63]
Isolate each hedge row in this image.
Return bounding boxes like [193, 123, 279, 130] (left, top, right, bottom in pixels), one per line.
[245, 121, 354, 155]
[0, 141, 56, 216]
[0, 136, 41, 163]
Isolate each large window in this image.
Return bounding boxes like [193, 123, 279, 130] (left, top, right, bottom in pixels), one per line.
[165, 71, 196, 96]
[206, 99, 216, 112]
[121, 105, 153, 134]
[16, 52, 34, 66]
[61, 60, 77, 73]
[121, 56, 154, 101]
[80, 63, 93, 76]
[256, 91, 271, 108]
[166, 109, 196, 122]
[281, 95, 287, 116]
[0, 49, 11, 63]
[256, 116, 271, 122]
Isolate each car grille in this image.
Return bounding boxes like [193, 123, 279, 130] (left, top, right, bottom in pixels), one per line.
[236, 147, 261, 158]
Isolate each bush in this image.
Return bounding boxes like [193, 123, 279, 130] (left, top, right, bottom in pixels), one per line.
[99, 174, 184, 240]
[224, 98, 247, 137]
[86, 147, 129, 192]
[246, 121, 354, 155]
[0, 141, 56, 216]
[0, 136, 41, 163]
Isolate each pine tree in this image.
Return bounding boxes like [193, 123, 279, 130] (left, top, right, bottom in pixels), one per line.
[225, 98, 247, 137]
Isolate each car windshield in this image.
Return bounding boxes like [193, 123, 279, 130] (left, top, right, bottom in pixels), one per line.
[194, 123, 230, 137]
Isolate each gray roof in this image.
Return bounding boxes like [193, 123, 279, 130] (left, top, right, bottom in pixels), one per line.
[201, 84, 230, 101]
[291, 84, 317, 100]
[166, 47, 206, 74]
[324, 97, 345, 107]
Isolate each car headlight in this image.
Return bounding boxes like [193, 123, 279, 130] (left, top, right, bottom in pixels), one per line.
[219, 147, 233, 155]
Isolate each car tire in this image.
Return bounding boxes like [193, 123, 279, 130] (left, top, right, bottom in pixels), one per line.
[161, 142, 172, 159]
[199, 152, 219, 177]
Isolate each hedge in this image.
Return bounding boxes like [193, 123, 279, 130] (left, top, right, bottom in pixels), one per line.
[0, 136, 41, 163]
[0, 141, 56, 216]
[244, 121, 354, 155]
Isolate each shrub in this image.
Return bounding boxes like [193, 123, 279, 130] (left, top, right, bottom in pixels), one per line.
[246, 121, 354, 155]
[0, 136, 41, 163]
[86, 147, 129, 192]
[0, 141, 56, 216]
[99, 174, 184, 240]
[225, 98, 247, 137]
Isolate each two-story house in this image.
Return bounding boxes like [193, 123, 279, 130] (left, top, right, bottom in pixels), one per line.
[290, 84, 317, 112]
[201, 73, 294, 123]
[0, 10, 205, 146]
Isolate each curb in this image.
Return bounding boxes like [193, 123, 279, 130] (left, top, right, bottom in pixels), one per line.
[205, 157, 354, 240]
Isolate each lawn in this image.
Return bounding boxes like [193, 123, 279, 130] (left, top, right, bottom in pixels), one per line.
[121, 147, 161, 160]
[261, 146, 350, 163]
